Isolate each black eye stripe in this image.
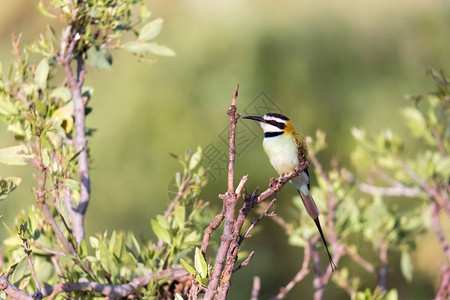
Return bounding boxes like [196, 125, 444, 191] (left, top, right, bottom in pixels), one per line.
[267, 120, 285, 130]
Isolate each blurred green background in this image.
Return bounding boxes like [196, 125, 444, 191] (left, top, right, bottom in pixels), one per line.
[1, 0, 449, 299]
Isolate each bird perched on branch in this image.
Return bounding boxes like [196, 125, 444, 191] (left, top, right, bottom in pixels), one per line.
[243, 113, 337, 271]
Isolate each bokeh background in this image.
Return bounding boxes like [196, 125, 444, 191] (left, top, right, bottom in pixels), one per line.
[1, 0, 449, 299]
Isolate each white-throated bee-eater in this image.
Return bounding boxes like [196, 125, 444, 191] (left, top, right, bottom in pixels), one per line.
[243, 113, 337, 271]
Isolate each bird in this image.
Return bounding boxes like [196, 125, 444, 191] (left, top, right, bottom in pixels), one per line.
[243, 112, 337, 271]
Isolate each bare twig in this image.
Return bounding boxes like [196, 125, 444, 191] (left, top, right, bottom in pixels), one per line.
[358, 182, 421, 197]
[201, 206, 225, 255]
[431, 203, 450, 263]
[251, 276, 261, 300]
[233, 251, 255, 273]
[311, 243, 323, 300]
[435, 264, 450, 300]
[343, 245, 375, 274]
[272, 240, 312, 300]
[204, 84, 240, 300]
[22, 238, 42, 298]
[379, 240, 388, 292]
[241, 198, 277, 241]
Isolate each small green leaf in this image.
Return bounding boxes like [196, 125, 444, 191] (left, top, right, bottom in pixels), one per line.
[400, 250, 413, 283]
[189, 146, 202, 170]
[0, 177, 22, 200]
[89, 236, 99, 249]
[139, 18, 163, 42]
[50, 87, 71, 101]
[122, 41, 151, 54]
[151, 219, 171, 244]
[436, 157, 450, 178]
[194, 247, 207, 278]
[173, 205, 185, 229]
[386, 289, 398, 300]
[180, 258, 196, 275]
[146, 42, 176, 57]
[0, 145, 32, 166]
[140, 3, 151, 21]
[37, 1, 56, 18]
[34, 58, 49, 89]
[0, 97, 19, 116]
[86, 46, 112, 70]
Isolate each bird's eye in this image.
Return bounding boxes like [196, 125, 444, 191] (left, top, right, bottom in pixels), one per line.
[270, 120, 276, 125]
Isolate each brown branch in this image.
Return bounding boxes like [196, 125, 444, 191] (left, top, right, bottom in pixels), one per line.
[22, 238, 42, 298]
[0, 268, 189, 299]
[272, 240, 312, 300]
[311, 243, 323, 300]
[251, 276, 261, 300]
[343, 245, 375, 274]
[201, 206, 225, 255]
[241, 198, 277, 241]
[431, 203, 450, 263]
[379, 240, 388, 292]
[358, 182, 421, 197]
[435, 264, 450, 300]
[430, 126, 447, 158]
[57, 8, 90, 246]
[232, 251, 255, 273]
[204, 84, 240, 300]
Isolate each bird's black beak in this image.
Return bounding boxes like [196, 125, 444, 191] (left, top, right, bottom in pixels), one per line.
[243, 116, 265, 123]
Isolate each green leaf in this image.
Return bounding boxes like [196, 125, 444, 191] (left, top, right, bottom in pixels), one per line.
[64, 179, 80, 191]
[86, 46, 113, 70]
[37, 1, 56, 18]
[89, 236, 99, 249]
[99, 239, 119, 275]
[139, 18, 163, 41]
[189, 146, 202, 170]
[0, 177, 22, 200]
[400, 250, 413, 283]
[402, 107, 426, 137]
[0, 97, 19, 116]
[151, 219, 171, 244]
[436, 156, 450, 178]
[34, 58, 49, 89]
[122, 41, 152, 54]
[194, 247, 207, 278]
[180, 258, 196, 275]
[386, 289, 398, 300]
[50, 87, 71, 101]
[140, 3, 151, 21]
[0, 145, 32, 166]
[173, 205, 185, 229]
[146, 42, 176, 57]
